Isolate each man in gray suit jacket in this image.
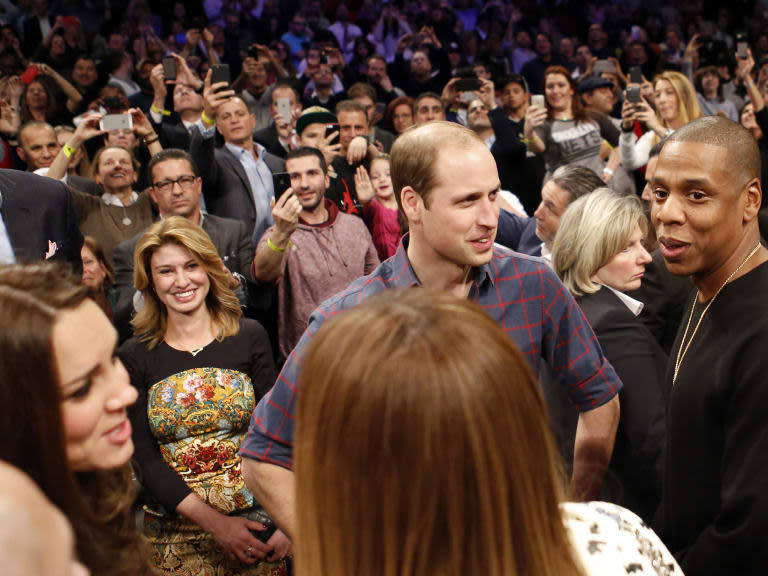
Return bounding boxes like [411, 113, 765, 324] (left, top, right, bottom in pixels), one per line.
[192, 91, 285, 244]
[112, 149, 256, 341]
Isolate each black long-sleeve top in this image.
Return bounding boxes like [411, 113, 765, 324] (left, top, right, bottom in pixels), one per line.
[118, 319, 275, 512]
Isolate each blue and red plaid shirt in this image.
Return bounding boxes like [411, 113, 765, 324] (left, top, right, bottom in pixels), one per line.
[241, 238, 622, 468]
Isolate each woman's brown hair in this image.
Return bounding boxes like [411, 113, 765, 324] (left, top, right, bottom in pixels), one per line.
[0, 262, 150, 575]
[295, 288, 584, 576]
[131, 216, 241, 348]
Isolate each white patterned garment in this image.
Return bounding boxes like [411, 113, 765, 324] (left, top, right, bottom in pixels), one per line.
[562, 501, 683, 575]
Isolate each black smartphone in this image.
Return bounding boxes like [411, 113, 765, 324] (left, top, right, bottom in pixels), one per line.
[248, 45, 259, 59]
[454, 77, 483, 92]
[272, 172, 292, 201]
[629, 66, 642, 84]
[411, 33, 424, 44]
[325, 123, 339, 140]
[210, 64, 230, 88]
[162, 56, 177, 81]
[626, 85, 642, 104]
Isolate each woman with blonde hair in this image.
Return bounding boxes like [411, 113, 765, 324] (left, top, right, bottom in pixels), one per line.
[0, 262, 151, 575]
[118, 216, 290, 575]
[294, 288, 681, 576]
[620, 70, 701, 170]
[552, 188, 667, 521]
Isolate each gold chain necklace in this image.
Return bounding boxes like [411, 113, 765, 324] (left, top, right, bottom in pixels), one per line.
[673, 242, 762, 386]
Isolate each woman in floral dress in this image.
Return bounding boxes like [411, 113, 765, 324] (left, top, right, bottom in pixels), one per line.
[119, 217, 289, 575]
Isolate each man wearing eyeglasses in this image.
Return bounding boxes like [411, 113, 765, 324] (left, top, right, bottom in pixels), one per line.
[112, 148, 255, 341]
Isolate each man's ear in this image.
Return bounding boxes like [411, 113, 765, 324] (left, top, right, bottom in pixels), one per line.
[401, 186, 423, 225]
[743, 177, 762, 223]
[16, 146, 25, 162]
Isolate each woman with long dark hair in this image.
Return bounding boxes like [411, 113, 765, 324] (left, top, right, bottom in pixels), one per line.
[0, 262, 151, 575]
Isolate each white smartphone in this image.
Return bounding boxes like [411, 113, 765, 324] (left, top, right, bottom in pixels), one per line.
[531, 94, 545, 108]
[100, 114, 133, 132]
[277, 98, 292, 124]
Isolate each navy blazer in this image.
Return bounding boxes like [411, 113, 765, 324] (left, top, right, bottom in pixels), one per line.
[495, 210, 542, 257]
[0, 169, 82, 270]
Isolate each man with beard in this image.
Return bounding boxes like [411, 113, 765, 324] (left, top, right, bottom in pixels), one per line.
[250, 146, 378, 360]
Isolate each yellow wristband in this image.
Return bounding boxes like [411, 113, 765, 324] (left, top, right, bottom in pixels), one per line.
[62, 144, 78, 158]
[151, 103, 170, 116]
[201, 111, 215, 126]
[267, 237, 286, 253]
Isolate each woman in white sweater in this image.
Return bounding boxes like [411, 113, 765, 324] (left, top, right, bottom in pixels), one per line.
[620, 70, 701, 171]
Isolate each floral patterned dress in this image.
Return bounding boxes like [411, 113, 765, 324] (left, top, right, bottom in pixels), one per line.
[119, 319, 286, 576]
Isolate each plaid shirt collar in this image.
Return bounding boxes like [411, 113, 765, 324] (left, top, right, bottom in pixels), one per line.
[388, 234, 496, 289]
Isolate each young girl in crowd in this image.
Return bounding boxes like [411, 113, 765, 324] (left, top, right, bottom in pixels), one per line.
[355, 154, 402, 260]
[0, 262, 151, 575]
[118, 217, 289, 575]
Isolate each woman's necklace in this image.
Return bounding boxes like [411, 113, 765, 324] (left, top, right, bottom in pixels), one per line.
[673, 242, 762, 386]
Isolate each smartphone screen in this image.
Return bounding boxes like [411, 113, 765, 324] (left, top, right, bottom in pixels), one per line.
[100, 114, 133, 132]
[162, 56, 177, 81]
[277, 98, 292, 125]
[737, 41, 748, 59]
[531, 94, 545, 108]
[629, 66, 642, 84]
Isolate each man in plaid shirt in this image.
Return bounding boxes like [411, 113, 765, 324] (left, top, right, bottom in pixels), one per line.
[241, 121, 622, 541]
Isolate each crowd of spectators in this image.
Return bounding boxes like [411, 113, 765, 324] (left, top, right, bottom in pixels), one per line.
[2, 0, 768, 575]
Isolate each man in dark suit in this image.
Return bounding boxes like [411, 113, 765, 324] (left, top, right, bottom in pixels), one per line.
[193, 86, 285, 244]
[112, 149, 256, 341]
[0, 169, 82, 267]
[495, 165, 603, 259]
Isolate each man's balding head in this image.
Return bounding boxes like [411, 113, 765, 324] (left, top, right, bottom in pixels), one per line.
[669, 116, 761, 188]
[18, 121, 59, 171]
[391, 121, 484, 211]
[0, 462, 88, 576]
